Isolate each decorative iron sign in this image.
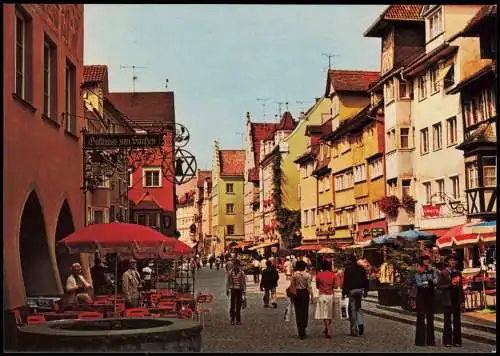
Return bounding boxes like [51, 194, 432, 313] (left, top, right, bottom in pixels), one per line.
[83, 133, 164, 150]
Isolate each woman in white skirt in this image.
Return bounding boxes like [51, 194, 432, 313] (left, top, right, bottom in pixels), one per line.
[314, 260, 337, 338]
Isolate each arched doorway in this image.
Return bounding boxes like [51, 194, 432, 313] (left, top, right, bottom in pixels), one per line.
[55, 200, 79, 287]
[19, 191, 58, 297]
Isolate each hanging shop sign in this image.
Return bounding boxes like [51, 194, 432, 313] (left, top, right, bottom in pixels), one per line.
[84, 133, 164, 150]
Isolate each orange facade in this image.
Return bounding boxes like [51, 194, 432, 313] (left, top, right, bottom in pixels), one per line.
[3, 4, 85, 310]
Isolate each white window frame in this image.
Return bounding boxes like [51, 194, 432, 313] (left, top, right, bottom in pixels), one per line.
[446, 116, 457, 146]
[423, 181, 432, 204]
[449, 175, 460, 200]
[482, 156, 496, 187]
[372, 201, 384, 220]
[354, 164, 366, 183]
[143, 167, 162, 188]
[435, 179, 445, 202]
[303, 209, 309, 227]
[430, 65, 440, 93]
[335, 211, 343, 226]
[369, 158, 383, 179]
[418, 74, 428, 100]
[399, 80, 410, 99]
[326, 207, 332, 224]
[421, 128, 429, 154]
[428, 6, 443, 40]
[357, 204, 369, 222]
[433, 123, 442, 151]
[400, 127, 410, 149]
[385, 79, 394, 102]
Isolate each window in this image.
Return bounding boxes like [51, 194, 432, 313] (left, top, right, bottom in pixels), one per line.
[94, 210, 105, 224]
[325, 176, 331, 191]
[143, 167, 162, 187]
[347, 209, 355, 226]
[483, 156, 496, 187]
[430, 65, 439, 93]
[226, 183, 234, 193]
[369, 158, 383, 179]
[226, 203, 235, 215]
[319, 209, 324, 225]
[109, 206, 115, 223]
[432, 123, 442, 150]
[446, 117, 457, 145]
[436, 179, 445, 202]
[15, 7, 32, 100]
[354, 164, 366, 183]
[335, 211, 343, 226]
[227, 225, 235, 235]
[43, 36, 57, 119]
[402, 179, 412, 198]
[65, 59, 77, 134]
[358, 204, 369, 222]
[303, 209, 309, 226]
[420, 128, 429, 154]
[128, 169, 133, 187]
[443, 64, 455, 89]
[387, 178, 398, 196]
[450, 176, 460, 200]
[385, 79, 394, 102]
[423, 182, 432, 203]
[400, 128, 409, 149]
[386, 129, 396, 151]
[418, 74, 428, 100]
[334, 175, 344, 191]
[311, 208, 316, 226]
[96, 175, 110, 188]
[428, 7, 443, 39]
[326, 207, 331, 224]
[372, 202, 384, 220]
[466, 163, 478, 189]
[345, 171, 353, 188]
[399, 80, 410, 99]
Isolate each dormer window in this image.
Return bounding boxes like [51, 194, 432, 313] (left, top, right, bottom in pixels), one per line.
[428, 6, 443, 40]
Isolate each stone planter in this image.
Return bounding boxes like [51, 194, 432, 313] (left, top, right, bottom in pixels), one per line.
[377, 285, 402, 306]
[18, 318, 202, 352]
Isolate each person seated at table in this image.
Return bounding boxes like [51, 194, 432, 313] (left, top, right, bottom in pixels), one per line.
[91, 257, 108, 296]
[66, 263, 93, 307]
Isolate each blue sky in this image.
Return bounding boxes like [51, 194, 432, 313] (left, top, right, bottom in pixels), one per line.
[84, 4, 387, 169]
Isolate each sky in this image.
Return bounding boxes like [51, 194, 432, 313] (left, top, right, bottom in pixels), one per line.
[84, 4, 387, 170]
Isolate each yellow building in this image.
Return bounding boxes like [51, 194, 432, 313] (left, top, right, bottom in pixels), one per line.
[322, 70, 380, 245]
[211, 141, 245, 255]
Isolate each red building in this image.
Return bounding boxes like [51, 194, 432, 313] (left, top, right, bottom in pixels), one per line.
[3, 4, 85, 312]
[109, 92, 177, 236]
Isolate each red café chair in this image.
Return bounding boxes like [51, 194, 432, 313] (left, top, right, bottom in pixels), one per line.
[27, 314, 47, 325]
[157, 301, 178, 318]
[78, 311, 103, 320]
[150, 294, 161, 306]
[124, 308, 149, 317]
[194, 294, 214, 327]
[178, 306, 194, 319]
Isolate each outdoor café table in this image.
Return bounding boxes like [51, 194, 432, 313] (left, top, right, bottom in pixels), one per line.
[175, 296, 195, 310]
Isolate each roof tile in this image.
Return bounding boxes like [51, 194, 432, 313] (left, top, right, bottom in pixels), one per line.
[108, 92, 175, 125]
[326, 69, 380, 94]
[276, 111, 297, 131]
[197, 170, 212, 188]
[250, 122, 278, 165]
[384, 5, 424, 20]
[220, 150, 245, 176]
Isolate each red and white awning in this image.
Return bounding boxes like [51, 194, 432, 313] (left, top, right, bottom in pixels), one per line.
[436, 222, 496, 249]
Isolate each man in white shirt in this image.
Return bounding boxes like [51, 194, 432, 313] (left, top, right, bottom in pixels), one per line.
[66, 263, 92, 306]
[252, 258, 261, 284]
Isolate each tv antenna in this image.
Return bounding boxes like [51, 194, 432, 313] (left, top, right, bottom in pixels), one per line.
[120, 65, 146, 93]
[165, 78, 169, 89]
[296, 100, 313, 116]
[322, 53, 338, 70]
[276, 101, 288, 118]
[236, 132, 244, 148]
[256, 97, 272, 121]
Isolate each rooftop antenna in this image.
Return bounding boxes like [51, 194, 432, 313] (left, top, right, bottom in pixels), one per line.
[322, 52, 338, 70]
[165, 78, 169, 89]
[276, 101, 284, 118]
[236, 132, 244, 148]
[120, 65, 146, 93]
[256, 97, 272, 121]
[296, 100, 313, 117]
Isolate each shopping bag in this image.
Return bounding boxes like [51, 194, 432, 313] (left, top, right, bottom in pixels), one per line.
[284, 299, 294, 322]
[242, 295, 247, 310]
[340, 296, 349, 321]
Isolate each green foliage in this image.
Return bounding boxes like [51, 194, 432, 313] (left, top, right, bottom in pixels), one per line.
[272, 155, 301, 249]
[388, 246, 420, 284]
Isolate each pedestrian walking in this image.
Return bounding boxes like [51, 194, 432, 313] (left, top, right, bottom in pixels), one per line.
[215, 256, 221, 270]
[260, 256, 267, 272]
[314, 260, 337, 339]
[342, 254, 369, 337]
[414, 255, 439, 346]
[252, 258, 261, 284]
[225, 256, 234, 274]
[290, 260, 313, 340]
[260, 260, 279, 308]
[209, 255, 215, 270]
[284, 256, 293, 280]
[438, 255, 465, 347]
[122, 259, 142, 308]
[226, 260, 247, 325]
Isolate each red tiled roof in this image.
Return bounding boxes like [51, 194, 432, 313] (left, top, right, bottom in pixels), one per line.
[276, 112, 297, 131]
[384, 5, 423, 20]
[108, 92, 175, 124]
[325, 70, 380, 96]
[220, 150, 245, 176]
[250, 122, 278, 166]
[83, 65, 109, 93]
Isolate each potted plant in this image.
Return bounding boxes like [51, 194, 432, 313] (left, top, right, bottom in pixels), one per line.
[379, 195, 401, 219]
[402, 194, 417, 215]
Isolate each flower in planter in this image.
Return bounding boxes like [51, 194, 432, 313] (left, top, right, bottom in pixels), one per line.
[402, 194, 417, 215]
[379, 195, 401, 218]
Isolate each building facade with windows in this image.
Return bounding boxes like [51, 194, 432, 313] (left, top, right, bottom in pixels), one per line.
[364, 4, 426, 233]
[211, 141, 245, 255]
[402, 4, 486, 236]
[200, 172, 213, 256]
[323, 69, 380, 245]
[3, 4, 85, 315]
[175, 178, 197, 249]
[109, 91, 177, 236]
[82, 65, 134, 227]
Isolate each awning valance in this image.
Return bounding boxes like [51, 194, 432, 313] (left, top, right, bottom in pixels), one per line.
[248, 241, 279, 251]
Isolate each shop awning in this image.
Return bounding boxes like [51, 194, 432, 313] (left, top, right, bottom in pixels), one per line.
[247, 241, 279, 251]
[436, 62, 454, 83]
[345, 240, 373, 249]
[436, 223, 496, 249]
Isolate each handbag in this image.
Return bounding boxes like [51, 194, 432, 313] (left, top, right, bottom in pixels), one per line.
[286, 278, 297, 298]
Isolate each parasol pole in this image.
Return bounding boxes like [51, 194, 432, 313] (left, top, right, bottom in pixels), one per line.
[114, 253, 118, 313]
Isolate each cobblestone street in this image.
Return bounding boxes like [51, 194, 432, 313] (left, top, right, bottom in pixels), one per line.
[196, 267, 496, 353]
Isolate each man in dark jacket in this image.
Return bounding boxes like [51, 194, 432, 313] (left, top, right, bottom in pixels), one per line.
[342, 254, 369, 337]
[260, 260, 279, 308]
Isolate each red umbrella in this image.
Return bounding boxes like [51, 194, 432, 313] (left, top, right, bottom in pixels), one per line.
[436, 223, 496, 249]
[57, 222, 192, 259]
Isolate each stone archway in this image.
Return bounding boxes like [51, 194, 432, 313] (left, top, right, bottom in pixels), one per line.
[19, 191, 58, 297]
[55, 200, 79, 287]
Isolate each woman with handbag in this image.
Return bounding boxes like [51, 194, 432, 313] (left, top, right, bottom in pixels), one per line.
[289, 260, 313, 340]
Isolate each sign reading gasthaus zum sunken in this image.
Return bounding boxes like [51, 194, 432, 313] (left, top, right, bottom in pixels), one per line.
[84, 134, 164, 149]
